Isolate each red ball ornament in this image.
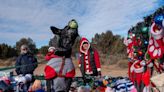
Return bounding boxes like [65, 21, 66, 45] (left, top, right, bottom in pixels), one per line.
[138, 51, 143, 55]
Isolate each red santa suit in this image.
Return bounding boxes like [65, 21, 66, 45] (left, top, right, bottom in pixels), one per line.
[78, 37, 101, 76]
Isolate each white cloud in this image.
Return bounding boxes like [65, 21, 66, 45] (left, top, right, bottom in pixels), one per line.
[0, 0, 163, 47]
[79, 0, 159, 38]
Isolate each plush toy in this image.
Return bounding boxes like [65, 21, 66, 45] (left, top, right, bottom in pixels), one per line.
[0, 80, 12, 92]
[14, 74, 32, 84]
[77, 85, 91, 92]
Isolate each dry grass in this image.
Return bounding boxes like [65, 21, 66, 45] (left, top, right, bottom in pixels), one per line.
[117, 59, 128, 69]
[100, 53, 127, 65]
[0, 57, 16, 67]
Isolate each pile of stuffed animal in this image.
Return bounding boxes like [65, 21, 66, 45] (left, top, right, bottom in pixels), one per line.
[69, 76, 137, 92]
[0, 72, 137, 92]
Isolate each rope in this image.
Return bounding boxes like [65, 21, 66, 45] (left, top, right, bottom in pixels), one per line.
[33, 75, 45, 80]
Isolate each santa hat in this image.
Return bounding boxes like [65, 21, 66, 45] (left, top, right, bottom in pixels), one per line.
[150, 23, 164, 40]
[48, 47, 55, 52]
[130, 60, 144, 73]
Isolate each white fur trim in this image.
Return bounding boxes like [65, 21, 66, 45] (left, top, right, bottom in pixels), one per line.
[79, 64, 81, 67]
[149, 45, 155, 52]
[134, 67, 144, 73]
[85, 70, 94, 74]
[128, 39, 132, 43]
[132, 34, 135, 37]
[80, 40, 90, 54]
[140, 60, 146, 66]
[48, 47, 55, 52]
[127, 39, 132, 44]
[85, 60, 89, 64]
[153, 49, 158, 57]
[85, 71, 93, 74]
[127, 49, 130, 53]
[85, 56, 88, 59]
[123, 38, 128, 46]
[105, 87, 113, 92]
[131, 60, 144, 73]
[151, 23, 163, 40]
[148, 62, 153, 68]
[158, 48, 161, 56]
[143, 86, 150, 92]
[86, 65, 89, 68]
[154, 40, 159, 47]
[149, 39, 153, 45]
[97, 68, 101, 71]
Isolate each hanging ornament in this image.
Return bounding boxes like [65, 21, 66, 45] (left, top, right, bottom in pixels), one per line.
[133, 52, 137, 57]
[144, 41, 148, 45]
[138, 56, 143, 60]
[132, 34, 135, 37]
[154, 14, 164, 27]
[142, 27, 148, 33]
[138, 50, 143, 56]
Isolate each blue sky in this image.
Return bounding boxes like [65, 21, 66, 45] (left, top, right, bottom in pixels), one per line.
[0, 0, 163, 48]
